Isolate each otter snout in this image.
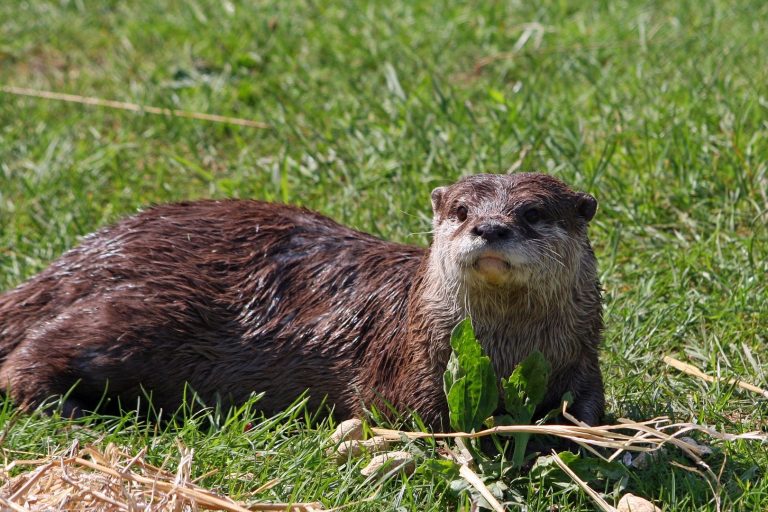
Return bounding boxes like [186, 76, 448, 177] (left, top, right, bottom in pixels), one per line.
[463, 220, 533, 285]
[470, 222, 512, 243]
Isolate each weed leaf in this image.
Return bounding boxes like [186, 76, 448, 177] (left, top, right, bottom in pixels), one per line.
[502, 350, 551, 422]
[443, 318, 499, 432]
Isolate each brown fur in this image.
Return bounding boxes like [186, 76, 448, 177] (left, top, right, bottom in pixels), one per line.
[0, 173, 604, 427]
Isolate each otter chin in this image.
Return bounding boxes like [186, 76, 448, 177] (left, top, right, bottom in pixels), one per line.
[0, 172, 605, 429]
[473, 254, 512, 284]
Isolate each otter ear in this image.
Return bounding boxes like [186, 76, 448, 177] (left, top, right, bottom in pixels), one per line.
[575, 192, 597, 222]
[431, 187, 447, 213]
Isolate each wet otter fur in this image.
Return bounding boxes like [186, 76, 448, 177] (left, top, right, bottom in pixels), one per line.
[0, 173, 604, 427]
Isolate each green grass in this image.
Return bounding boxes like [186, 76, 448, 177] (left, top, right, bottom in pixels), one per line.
[1, 0, 767, 509]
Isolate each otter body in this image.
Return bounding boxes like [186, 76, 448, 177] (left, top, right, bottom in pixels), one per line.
[0, 173, 604, 427]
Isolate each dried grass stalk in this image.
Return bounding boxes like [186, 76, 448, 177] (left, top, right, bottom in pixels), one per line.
[371, 416, 765, 455]
[0, 443, 323, 511]
[0, 86, 270, 129]
[663, 356, 768, 398]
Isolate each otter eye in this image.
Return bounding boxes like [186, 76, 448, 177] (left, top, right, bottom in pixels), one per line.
[523, 208, 542, 224]
[456, 205, 468, 222]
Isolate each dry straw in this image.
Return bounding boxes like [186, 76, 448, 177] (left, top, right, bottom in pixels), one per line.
[0, 442, 323, 511]
[1, 416, 765, 511]
[663, 355, 768, 399]
[0, 85, 270, 129]
[375, 416, 764, 512]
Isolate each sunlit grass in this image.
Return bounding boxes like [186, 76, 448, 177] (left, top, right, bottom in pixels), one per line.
[1, 0, 766, 509]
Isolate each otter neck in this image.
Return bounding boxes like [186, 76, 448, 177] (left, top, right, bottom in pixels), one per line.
[412, 248, 584, 379]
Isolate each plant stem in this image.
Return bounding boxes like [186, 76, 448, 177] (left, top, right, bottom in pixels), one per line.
[511, 433, 531, 468]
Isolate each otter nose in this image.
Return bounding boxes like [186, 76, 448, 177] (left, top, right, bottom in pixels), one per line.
[471, 223, 511, 242]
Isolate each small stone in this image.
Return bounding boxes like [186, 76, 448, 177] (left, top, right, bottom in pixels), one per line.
[360, 451, 415, 477]
[680, 437, 713, 458]
[629, 450, 664, 470]
[326, 419, 364, 456]
[328, 419, 364, 445]
[616, 493, 662, 512]
[359, 436, 391, 452]
[335, 440, 364, 462]
[335, 436, 393, 464]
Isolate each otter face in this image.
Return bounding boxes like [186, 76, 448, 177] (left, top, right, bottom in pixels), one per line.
[430, 173, 597, 289]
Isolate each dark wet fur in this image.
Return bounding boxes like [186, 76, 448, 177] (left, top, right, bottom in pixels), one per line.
[0, 173, 604, 428]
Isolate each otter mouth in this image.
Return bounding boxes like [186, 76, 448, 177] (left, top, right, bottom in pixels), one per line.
[475, 255, 510, 273]
[471, 252, 513, 284]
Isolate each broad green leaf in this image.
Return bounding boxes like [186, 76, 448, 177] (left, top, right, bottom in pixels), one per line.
[419, 459, 461, 480]
[446, 376, 470, 432]
[530, 452, 628, 484]
[502, 350, 551, 423]
[464, 355, 498, 430]
[529, 452, 580, 481]
[443, 318, 499, 432]
[449, 318, 483, 359]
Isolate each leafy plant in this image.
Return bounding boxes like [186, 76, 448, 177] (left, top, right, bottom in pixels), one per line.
[443, 317, 552, 467]
[442, 318, 498, 433]
[434, 318, 635, 508]
[499, 350, 551, 467]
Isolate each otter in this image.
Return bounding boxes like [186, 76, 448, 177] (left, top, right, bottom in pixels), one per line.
[0, 173, 604, 427]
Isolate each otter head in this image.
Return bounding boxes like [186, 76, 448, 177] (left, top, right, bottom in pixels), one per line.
[429, 173, 597, 297]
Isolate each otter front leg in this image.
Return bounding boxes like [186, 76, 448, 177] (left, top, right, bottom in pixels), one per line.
[537, 357, 605, 426]
[566, 365, 605, 426]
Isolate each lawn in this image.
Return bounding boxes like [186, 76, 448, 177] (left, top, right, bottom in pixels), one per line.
[1, 0, 766, 510]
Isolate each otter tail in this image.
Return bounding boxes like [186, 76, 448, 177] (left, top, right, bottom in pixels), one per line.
[0, 288, 25, 365]
[0, 278, 53, 365]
